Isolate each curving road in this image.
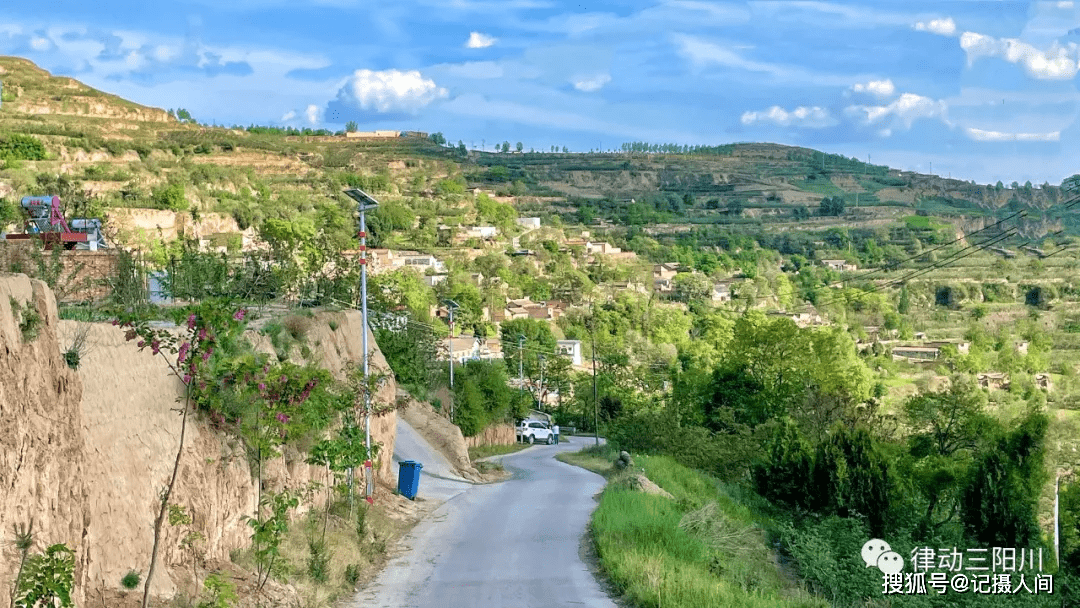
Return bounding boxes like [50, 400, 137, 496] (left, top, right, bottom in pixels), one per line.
[351, 437, 617, 608]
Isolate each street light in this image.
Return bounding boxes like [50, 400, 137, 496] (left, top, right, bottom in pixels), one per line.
[590, 299, 599, 447]
[444, 299, 460, 422]
[343, 188, 378, 504]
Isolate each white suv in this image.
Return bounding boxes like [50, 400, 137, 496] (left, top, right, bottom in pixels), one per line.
[517, 421, 553, 445]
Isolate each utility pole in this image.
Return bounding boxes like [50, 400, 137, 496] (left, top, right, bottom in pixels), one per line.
[590, 300, 599, 446]
[518, 334, 526, 389]
[343, 188, 379, 505]
[1056, 472, 1061, 565]
[537, 354, 545, 411]
[444, 299, 460, 423]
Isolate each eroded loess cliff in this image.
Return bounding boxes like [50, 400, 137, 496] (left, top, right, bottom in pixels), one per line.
[0, 274, 398, 604]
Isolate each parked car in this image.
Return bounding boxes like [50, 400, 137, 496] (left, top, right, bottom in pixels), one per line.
[517, 420, 553, 445]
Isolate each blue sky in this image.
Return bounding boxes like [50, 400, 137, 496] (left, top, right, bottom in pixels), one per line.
[3, 0, 1080, 185]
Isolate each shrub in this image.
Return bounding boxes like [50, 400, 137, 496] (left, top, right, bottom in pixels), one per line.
[120, 570, 141, 590]
[0, 134, 47, 161]
[343, 563, 361, 586]
[152, 183, 188, 211]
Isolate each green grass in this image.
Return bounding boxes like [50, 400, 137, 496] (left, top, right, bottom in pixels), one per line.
[467, 443, 530, 461]
[560, 447, 826, 608]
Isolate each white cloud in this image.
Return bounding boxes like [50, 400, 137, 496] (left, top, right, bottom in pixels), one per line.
[465, 31, 497, 48]
[1059, 1, 1074, 8]
[740, 105, 836, 128]
[335, 69, 448, 113]
[573, 73, 611, 92]
[281, 110, 297, 121]
[914, 17, 957, 36]
[30, 36, 51, 51]
[960, 32, 1080, 80]
[845, 92, 949, 128]
[671, 33, 859, 86]
[878, 128, 892, 137]
[851, 79, 895, 97]
[965, 127, 1060, 142]
[305, 104, 320, 124]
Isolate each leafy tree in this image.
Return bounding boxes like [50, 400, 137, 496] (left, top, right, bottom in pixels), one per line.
[345, 121, 358, 132]
[792, 206, 809, 220]
[935, 285, 959, 309]
[704, 366, 770, 430]
[501, 141, 510, 153]
[961, 410, 1049, 548]
[811, 423, 891, 536]
[516, 141, 523, 152]
[369, 270, 436, 318]
[897, 285, 911, 314]
[752, 418, 815, 508]
[0, 134, 47, 161]
[1026, 285, 1051, 309]
[452, 360, 528, 435]
[429, 132, 446, 145]
[819, 196, 845, 216]
[151, 183, 188, 211]
[727, 199, 744, 216]
[500, 318, 557, 379]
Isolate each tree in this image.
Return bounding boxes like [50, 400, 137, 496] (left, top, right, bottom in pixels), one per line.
[961, 410, 1049, 548]
[727, 199, 744, 216]
[897, 285, 911, 315]
[811, 423, 891, 536]
[500, 318, 557, 380]
[792, 206, 809, 220]
[516, 142, 523, 152]
[345, 121, 359, 133]
[752, 417, 815, 508]
[458, 140, 466, 155]
[501, 141, 511, 153]
[1026, 285, 1051, 309]
[819, 196, 845, 216]
[672, 272, 712, 303]
[429, 132, 446, 145]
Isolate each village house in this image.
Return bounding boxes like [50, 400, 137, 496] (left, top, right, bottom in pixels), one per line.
[495, 297, 560, 322]
[423, 274, 448, 287]
[821, 259, 857, 272]
[366, 249, 447, 274]
[585, 241, 622, 255]
[439, 335, 481, 364]
[767, 308, 824, 328]
[479, 337, 504, 361]
[556, 340, 583, 366]
[604, 280, 648, 294]
[712, 282, 732, 302]
[978, 372, 1010, 390]
[517, 217, 541, 230]
[1016, 341, 1029, 355]
[891, 345, 940, 362]
[653, 263, 680, 293]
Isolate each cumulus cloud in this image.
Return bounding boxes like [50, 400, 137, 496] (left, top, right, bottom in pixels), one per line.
[30, 36, 52, 51]
[465, 31, 497, 48]
[333, 69, 448, 114]
[960, 32, 1080, 79]
[740, 105, 837, 128]
[845, 93, 949, 128]
[305, 104, 320, 125]
[965, 127, 1060, 142]
[573, 73, 611, 92]
[914, 17, 957, 36]
[281, 110, 297, 121]
[1060, 1, 1074, 8]
[851, 79, 895, 97]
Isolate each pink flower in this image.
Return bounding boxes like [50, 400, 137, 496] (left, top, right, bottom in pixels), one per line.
[234, 309, 246, 321]
[137, 340, 145, 348]
[151, 340, 161, 355]
[187, 314, 197, 330]
[276, 413, 290, 424]
[202, 348, 212, 362]
[183, 374, 192, 384]
[258, 383, 267, 392]
[199, 328, 207, 341]
[280, 375, 287, 383]
[111, 320, 119, 326]
[178, 342, 190, 363]
[125, 330, 137, 341]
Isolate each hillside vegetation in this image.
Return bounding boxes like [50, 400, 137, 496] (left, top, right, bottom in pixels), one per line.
[3, 56, 1080, 608]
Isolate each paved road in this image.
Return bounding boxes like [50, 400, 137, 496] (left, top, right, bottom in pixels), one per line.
[392, 415, 471, 484]
[351, 437, 616, 608]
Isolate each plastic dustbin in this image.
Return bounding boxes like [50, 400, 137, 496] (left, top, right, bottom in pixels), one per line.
[397, 460, 423, 500]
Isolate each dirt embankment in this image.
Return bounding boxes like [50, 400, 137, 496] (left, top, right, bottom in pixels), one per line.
[395, 392, 483, 482]
[0, 276, 400, 605]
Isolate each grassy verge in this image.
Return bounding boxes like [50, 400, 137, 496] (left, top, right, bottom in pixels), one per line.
[467, 443, 530, 461]
[560, 445, 827, 608]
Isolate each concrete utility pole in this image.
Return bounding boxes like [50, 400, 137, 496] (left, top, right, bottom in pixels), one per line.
[518, 334, 526, 388]
[590, 300, 599, 446]
[537, 354, 545, 411]
[445, 299, 460, 422]
[343, 188, 379, 504]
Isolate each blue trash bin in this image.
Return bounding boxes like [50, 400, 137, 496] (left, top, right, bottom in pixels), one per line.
[397, 460, 423, 500]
